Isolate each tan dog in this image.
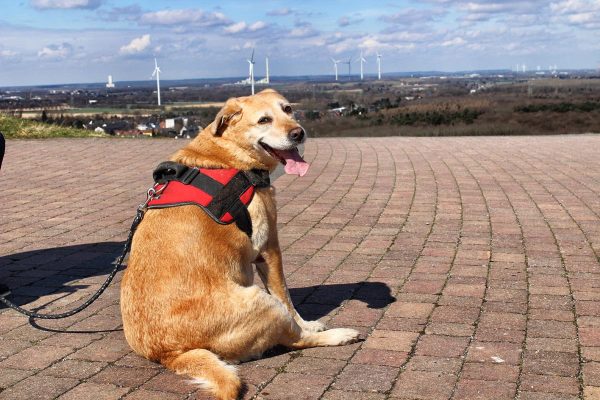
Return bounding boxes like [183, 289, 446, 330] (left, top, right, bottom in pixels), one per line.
[120, 89, 360, 400]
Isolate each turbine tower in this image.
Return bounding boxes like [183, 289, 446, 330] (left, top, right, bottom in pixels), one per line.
[345, 57, 352, 80]
[151, 58, 161, 106]
[331, 58, 341, 81]
[265, 56, 270, 84]
[359, 51, 367, 80]
[376, 52, 382, 80]
[247, 49, 255, 95]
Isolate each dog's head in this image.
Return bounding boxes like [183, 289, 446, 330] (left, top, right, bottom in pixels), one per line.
[209, 89, 309, 176]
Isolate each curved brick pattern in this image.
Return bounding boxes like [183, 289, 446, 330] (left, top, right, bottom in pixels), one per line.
[0, 135, 599, 399]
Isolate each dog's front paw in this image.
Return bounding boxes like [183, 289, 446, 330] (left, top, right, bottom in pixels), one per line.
[324, 328, 361, 346]
[299, 319, 326, 332]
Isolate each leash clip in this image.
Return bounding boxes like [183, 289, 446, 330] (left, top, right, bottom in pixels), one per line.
[138, 182, 167, 211]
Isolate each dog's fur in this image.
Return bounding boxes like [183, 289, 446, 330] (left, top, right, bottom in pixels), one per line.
[120, 89, 360, 400]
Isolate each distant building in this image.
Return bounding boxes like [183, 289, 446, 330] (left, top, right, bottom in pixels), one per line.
[106, 75, 115, 88]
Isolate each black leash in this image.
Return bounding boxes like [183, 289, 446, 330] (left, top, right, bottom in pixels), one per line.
[0, 184, 163, 320]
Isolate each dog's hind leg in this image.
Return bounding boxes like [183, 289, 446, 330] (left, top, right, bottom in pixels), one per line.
[207, 286, 360, 361]
[256, 248, 326, 332]
[161, 349, 241, 400]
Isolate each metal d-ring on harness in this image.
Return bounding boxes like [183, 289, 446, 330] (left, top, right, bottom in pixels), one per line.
[0, 184, 166, 320]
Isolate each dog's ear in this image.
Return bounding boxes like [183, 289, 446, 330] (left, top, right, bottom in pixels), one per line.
[211, 98, 242, 136]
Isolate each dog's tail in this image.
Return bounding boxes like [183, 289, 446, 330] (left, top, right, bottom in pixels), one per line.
[162, 349, 241, 400]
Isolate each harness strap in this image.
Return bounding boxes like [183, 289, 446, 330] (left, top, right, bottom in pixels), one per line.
[149, 162, 271, 238]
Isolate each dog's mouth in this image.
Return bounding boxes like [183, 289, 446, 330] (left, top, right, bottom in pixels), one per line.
[259, 142, 310, 177]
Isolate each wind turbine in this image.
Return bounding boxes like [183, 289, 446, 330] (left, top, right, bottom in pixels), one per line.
[345, 57, 352, 80]
[151, 58, 161, 106]
[265, 56, 270, 84]
[376, 52, 382, 80]
[331, 58, 341, 81]
[359, 51, 367, 80]
[247, 49, 255, 95]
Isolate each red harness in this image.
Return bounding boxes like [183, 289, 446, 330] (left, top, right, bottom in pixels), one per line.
[147, 162, 270, 237]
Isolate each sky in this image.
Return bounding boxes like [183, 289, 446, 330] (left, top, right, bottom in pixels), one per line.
[0, 0, 599, 86]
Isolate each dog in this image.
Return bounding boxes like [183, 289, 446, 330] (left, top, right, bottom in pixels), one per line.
[120, 89, 360, 400]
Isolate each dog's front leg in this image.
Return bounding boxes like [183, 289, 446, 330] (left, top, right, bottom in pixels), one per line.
[256, 247, 326, 332]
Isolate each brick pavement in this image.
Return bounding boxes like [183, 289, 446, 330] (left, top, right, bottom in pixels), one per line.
[0, 135, 599, 399]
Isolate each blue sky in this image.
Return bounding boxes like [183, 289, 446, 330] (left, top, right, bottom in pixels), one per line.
[0, 0, 598, 86]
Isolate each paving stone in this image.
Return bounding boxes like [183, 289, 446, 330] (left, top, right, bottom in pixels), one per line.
[89, 365, 160, 387]
[322, 390, 385, 400]
[56, 382, 130, 400]
[141, 371, 195, 394]
[122, 389, 185, 400]
[404, 356, 462, 374]
[2, 136, 600, 400]
[0, 374, 79, 400]
[583, 362, 600, 386]
[460, 362, 519, 382]
[522, 350, 580, 377]
[391, 370, 456, 399]
[351, 348, 408, 367]
[285, 356, 346, 376]
[453, 379, 516, 400]
[414, 334, 469, 358]
[363, 330, 419, 352]
[584, 386, 600, 400]
[259, 372, 331, 399]
[519, 374, 580, 395]
[466, 341, 523, 365]
[40, 359, 107, 379]
[0, 368, 34, 389]
[333, 364, 398, 392]
[0, 345, 73, 370]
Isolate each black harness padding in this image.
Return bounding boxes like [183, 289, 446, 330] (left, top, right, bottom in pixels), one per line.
[150, 161, 271, 237]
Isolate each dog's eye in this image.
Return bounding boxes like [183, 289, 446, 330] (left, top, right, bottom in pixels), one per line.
[258, 116, 272, 124]
[283, 105, 292, 114]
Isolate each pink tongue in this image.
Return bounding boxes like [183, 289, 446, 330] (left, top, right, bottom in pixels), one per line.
[276, 148, 310, 177]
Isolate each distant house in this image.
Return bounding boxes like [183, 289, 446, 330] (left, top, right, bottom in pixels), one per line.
[328, 107, 346, 116]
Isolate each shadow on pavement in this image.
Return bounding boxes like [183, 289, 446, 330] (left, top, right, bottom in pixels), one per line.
[1, 243, 394, 335]
[0, 242, 124, 311]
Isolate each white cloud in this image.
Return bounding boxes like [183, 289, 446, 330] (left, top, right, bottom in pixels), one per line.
[224, 20, 268, 34]
[0, 50, 18, 58]
[139, 9, 230, 28]
[441, 37, 467, 46]
[381, 8, 446, 25]
[289, 26, 318, 38]
[225, 21, 247, 33]
[249, 21, 267, 31]
[37, 42, 73, 59]
[30, 0, 102, 10]
[338, 15, 364, 27]
[267, 7, 293, 16]
[119, 34, 151, 55]
[551, 0, 600, 28]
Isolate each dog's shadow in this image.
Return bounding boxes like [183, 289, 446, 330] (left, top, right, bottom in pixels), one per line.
[290, 281, 395, 320]
[1, 242, 395, 335]
[0, 242, 125, 333]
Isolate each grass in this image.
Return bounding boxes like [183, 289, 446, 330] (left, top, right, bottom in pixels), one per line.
[0, 113, 103, 139]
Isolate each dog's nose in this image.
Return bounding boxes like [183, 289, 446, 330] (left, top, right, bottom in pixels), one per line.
[288, 127, 305, 143]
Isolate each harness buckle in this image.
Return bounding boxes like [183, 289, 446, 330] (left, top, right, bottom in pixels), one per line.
[180, 167, 199, 184]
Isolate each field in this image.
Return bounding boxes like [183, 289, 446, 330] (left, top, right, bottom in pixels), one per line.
[0, 114, 102, 139]
[2, 75, 600, 138]
[295, 78, 600, 137]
